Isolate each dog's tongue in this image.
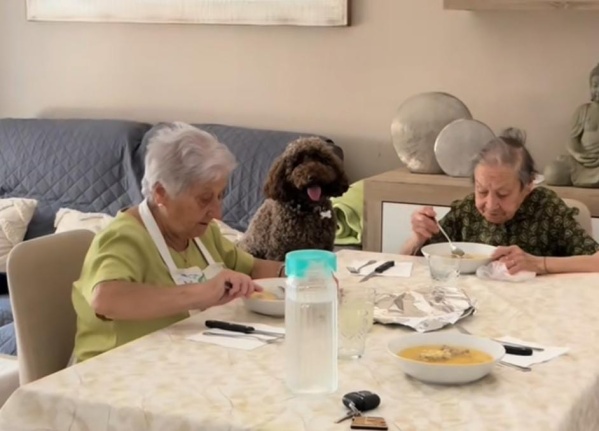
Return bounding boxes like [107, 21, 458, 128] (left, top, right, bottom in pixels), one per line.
[307, 186, 322, 201]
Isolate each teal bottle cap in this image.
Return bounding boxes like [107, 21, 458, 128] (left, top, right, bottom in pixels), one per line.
[285, 249, 337, 278]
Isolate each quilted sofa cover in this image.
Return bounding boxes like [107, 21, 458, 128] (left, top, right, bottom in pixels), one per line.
[0, 119, 150, 240]
[0, 118, 343, 355]
[0, 118, 151, 355]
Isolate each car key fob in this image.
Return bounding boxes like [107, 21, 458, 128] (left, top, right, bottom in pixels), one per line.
[343, 391, 381, 412]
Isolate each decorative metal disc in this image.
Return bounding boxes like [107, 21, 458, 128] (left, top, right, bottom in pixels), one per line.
[391, 92, 472, 174]
[434, 119, 495, 177]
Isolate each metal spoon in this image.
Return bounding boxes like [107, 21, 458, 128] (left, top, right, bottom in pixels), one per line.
[347, 259, 377, 274]
[203, 331, 282, 344]
[435, 219, 465, 257]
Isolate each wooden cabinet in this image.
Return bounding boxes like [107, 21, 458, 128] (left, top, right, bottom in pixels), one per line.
[444, 0, 599, 10]
[363, 168, 599, 253]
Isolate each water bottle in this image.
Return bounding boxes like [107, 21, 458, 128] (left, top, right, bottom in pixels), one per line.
[284, 249, 338, 394]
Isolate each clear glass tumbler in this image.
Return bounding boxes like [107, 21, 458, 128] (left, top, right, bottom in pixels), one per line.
[427, 254, 461, 286]
[338, 286, 375, 359]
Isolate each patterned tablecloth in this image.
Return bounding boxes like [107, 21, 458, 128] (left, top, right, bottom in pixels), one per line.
[1, 249, 598, 431]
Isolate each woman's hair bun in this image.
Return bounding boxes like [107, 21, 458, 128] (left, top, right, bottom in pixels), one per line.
[498, 127, 527, 147]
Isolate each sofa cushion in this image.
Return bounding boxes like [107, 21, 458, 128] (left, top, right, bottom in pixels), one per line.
[212, 219, 244, 244]
[0, 119, 151, 240]
[141, 123, 343, 232]
[0, 198, 38, 272]
[54, 208, 115, 234]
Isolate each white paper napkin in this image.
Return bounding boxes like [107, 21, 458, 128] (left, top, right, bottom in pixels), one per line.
[498, 336, 569, 367]
[187, 323, 285, 350]
[476, 261, 536, 282]
[349, 260, 413, 278]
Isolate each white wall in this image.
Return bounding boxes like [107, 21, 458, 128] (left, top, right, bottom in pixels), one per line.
[1, 0, 599, 181]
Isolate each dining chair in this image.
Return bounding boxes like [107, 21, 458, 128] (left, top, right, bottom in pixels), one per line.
[7, 230, 94, 385]
[562, 198, 593, 237]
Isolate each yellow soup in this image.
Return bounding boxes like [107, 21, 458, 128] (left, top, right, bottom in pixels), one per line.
[446, 253, 489, 260]
[399, 345, 493, 365]
[251, 291, 279, 301]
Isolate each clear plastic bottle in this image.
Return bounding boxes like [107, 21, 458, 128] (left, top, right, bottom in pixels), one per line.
[284, 250, 338, 394]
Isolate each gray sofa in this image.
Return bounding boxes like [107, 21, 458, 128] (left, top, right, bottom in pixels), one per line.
[0, 118, 343, 355]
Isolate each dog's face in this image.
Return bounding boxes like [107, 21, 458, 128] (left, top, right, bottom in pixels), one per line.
[264, 137, 349, 205]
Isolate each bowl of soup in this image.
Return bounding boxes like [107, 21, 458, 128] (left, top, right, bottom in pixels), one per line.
[242, 278, 286, 317]
[387, 332, 505, 384]
[421, 242, 496, 274]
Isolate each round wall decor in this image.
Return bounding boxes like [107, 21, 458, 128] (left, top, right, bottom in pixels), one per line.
[391, 92, 472, 174]
[434, 119, 495, 177]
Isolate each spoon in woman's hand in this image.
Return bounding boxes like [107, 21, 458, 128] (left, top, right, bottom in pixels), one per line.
[431, 217, 465, 257]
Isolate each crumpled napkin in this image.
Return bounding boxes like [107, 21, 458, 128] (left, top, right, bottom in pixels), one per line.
[498, 336, 569, 367]
[187, 323, 285, 350]
[373, 287, 476, 332]
[476, 261, 536, 282]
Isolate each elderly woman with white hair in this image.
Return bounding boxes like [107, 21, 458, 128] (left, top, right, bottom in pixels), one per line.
[72, 122, 283, 362]
[401, 128, 599, 275]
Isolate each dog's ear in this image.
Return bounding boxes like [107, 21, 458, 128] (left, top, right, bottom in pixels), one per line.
[263, 157, 288, 200]
[328, 152, 350, 197]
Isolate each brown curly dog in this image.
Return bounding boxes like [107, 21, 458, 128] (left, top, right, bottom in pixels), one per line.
[239, 137, 349, 262]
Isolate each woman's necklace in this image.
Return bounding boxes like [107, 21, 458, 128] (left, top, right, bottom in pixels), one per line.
[178, 244, 192, 267]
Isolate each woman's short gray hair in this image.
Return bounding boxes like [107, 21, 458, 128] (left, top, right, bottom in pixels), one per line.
[471, 127, 537, 187]
[141, 122, 237, 200]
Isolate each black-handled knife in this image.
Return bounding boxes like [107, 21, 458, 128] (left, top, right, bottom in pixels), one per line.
[359, 260, 395, 283]
[205, 320, 283, 337]
[503, 344, 533, 356]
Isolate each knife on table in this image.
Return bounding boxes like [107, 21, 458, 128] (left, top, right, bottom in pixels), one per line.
[359, 260, 395, 283]
[205, 320, 284, 337]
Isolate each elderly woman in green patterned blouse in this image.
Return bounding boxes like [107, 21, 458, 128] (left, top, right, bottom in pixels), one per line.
[401, 128, 599, 275]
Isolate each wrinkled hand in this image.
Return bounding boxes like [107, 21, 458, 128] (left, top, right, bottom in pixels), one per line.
[492, 246, 543, 275]
[210, 269, 263, 306]
[411, 206, 439, 242]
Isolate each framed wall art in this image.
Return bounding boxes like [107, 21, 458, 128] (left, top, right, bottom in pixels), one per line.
[26, 0, 349, 26]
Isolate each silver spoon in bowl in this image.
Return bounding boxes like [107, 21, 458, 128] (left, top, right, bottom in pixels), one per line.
[434, 218, 465, 257]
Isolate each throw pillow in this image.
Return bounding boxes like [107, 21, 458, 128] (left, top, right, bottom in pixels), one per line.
[54, 208, 114, 234]
[54, 210, 244, 246]
[0, 198, 38, 272]
[213, 219, 244, 244]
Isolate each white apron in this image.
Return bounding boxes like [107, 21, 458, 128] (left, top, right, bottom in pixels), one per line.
[139, 199, 224, 285]
[69, 201, 222, 366]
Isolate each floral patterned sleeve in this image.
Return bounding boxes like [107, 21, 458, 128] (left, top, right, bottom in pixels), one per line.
[553, 200, 599, 256]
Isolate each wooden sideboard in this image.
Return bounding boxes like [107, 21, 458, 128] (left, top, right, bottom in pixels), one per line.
[363, 168, 599, 252]
[444, 0, 599, 10]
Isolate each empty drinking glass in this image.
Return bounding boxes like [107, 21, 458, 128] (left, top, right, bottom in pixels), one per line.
[338, 286, 375, 359]
[427, 255, 461, 286]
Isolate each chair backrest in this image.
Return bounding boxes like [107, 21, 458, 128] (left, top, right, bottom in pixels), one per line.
[562, 198, 593, 237]
[7, 230, 94, 384]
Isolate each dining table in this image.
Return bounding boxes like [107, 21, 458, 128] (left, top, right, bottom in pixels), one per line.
[1, 249, 598, 431]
